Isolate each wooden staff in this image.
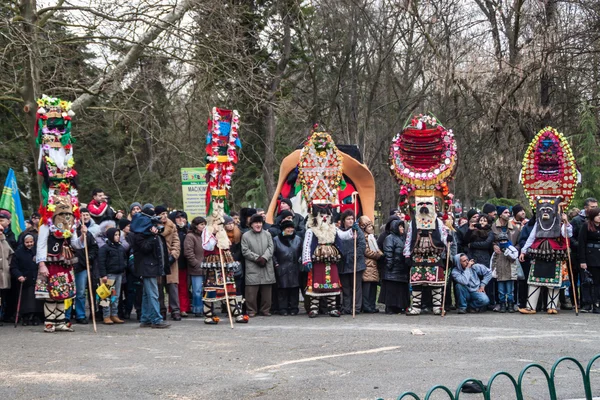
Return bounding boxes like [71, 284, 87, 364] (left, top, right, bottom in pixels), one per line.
[441, 242, 451, 317]
[352, 191, 359, 319]
[14, 281, 23, 328]
[218, 246, 234, 329]
[84, 232, 97, 332]
[560, 203, 579, 316]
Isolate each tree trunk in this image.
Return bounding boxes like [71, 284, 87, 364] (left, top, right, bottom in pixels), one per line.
[19, 0, 42, 204]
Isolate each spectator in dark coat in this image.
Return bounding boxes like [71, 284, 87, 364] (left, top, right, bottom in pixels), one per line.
[131, 212, 171, 329]
[570, 197, 598, 312]
[272, 220, 302, 315]
[337, 210, 366, 314]
[379, 220, 410, 314]
[10, 234, 40, 325]
[456, 209, 479, 255]
[578, 207, 600, 314]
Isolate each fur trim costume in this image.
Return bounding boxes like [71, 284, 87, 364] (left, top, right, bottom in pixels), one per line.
[34, 95, 83, 333]
[201, 107, 247, 325]
[519, 127, 580, 314]
[299, 127, 355, 318]
[390, 114, 456, 315]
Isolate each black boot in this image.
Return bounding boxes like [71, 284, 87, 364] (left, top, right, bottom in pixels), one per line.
[508, 302, 515, 313]
[499, 303, 507, 313]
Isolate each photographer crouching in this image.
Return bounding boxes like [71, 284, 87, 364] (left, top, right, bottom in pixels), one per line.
[130, 206, 171, 329]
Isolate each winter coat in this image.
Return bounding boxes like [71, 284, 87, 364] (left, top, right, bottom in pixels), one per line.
[98, 241, 127, 277]
[10, 245, 37, 287]
[338, 227, 366, 275]
[490, 245, 519, 281]
[73, 229, 99, 274]
[570, 213, 586, 252]
[161, 219, 181, 284]
[456, 223, 471, 255]
[0, 234, 14, 289]
[176, 224, 188, 270]
[88, 199, 116, 224]
[4, 225, 17, 250]
[377, 216, 400, 251]
[362, 235, 382, 282]
[132, 232, 170, 278]
[229, 227, 243, 262]
[241, 229, 275, 285]
[273, 233, 302, 288]
[578, 224, 600, 267]
[382, 221, 409, 282]
[467, 227, 494, 267]
[451, 254, 492, 292]
[183, 231, 205, 276]
[491, 220, 521, 250]
[270, 213, 306, 238]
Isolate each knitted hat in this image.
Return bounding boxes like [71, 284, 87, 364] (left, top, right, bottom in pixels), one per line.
[119, 218, 131, 230]
[249, 214, 264, 225]
[496, 205, 508, 216]
[280, 198, 292, 209]
[482, 203, 496, 214]
[512, 204, 524, 217]
[106, 227, 120, 243]
[154, 205, 168, 215]
[0, 210, 10, 219]
[223, 215, 234, 225]
[280, 220, 295, 231]
[176, 210, 188, 219]
[390, 208, 400, 216]
[467, 209, 478, 220]
[279, 210, 294, 220]
[130, 202, 142, 212]
[142, 203, 154, 211]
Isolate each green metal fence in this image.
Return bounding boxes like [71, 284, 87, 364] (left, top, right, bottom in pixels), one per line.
[381, 354, 600, 400]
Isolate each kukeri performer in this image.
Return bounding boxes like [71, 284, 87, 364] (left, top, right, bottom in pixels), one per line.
[302, 204, 358, 317]
[34, 94, 83, 332]
[200, 107, 248, 325]
[389, 114, 458, 315]
[37, 194, 85, 332]
[518, 197, 572, 314]
[403, 195, 449, 315]
[518, 127, 580, 314]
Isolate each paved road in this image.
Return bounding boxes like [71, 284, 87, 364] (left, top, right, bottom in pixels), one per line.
[0, 310, 599, 399]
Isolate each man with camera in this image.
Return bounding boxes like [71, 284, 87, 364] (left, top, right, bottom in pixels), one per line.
[131, 208, 171, 329]
[88, 188, 116, 225]
[451, 253, 492, 314]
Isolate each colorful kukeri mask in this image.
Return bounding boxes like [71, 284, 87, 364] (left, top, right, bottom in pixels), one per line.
[52, 195, 74, 233]
[535, 196, 562, 238]
[415, 196, 436, 230]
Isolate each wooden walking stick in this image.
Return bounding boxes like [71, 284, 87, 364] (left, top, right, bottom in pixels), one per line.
[441, 242, 451, 317]
[84, 232, 97, 332]
[352, 191, 359, 319]
[560, 203, 579, 316]
[14, 281, 23, 328]
[218, 247, 234, 329]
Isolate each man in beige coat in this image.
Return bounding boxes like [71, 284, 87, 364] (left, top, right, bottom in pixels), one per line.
[241, 214, 274, 317]
[155, 206, 181, 321]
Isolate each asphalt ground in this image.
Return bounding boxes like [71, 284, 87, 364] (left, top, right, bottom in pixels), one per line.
[0, 309, 599, 400]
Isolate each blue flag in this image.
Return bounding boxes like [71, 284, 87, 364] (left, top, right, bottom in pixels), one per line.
[0, 168, 26, 236]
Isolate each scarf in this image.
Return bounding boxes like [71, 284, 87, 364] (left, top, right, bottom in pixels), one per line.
[367, 233, 380, 253]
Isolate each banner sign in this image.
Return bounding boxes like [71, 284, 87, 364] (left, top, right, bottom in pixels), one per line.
[181, 168, 207, 220]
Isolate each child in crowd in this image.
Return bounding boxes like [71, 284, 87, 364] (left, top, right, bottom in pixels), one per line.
[98, 227, 127, 324]
[490, 232, 519, 313]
